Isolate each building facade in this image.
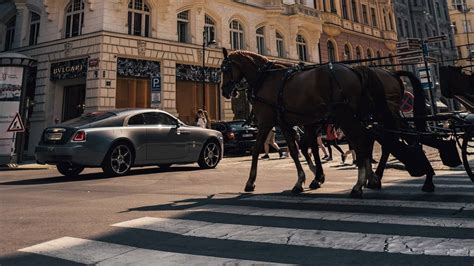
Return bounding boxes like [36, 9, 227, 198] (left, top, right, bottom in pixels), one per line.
[449, 0, 474, 68]
[1, 0, 327, 156]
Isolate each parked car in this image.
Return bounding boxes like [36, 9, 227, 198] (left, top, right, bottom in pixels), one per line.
[35, 109, 223, 177]
[211, 120, 257, 154]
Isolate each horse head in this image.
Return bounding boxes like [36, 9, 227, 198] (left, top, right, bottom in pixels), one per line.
[220, 48, 245, 99]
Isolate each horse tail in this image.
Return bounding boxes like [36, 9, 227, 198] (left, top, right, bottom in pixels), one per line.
[396, 71, 427, 132]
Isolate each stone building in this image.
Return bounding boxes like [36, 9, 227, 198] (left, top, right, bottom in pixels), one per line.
[449, 0, 474, 68]
[1, 0, 326, 156]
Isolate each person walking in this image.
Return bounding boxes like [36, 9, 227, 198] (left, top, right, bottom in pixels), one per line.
[317, 128, 329, 160]
[323, 124, 344, 162]
[195, 109, 207, 128]
[261, 127, 285, 159]
[338, 129, 356, 165]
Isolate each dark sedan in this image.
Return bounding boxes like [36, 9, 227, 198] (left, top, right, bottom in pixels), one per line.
[35, 109, 223, 177]
[211, 120, 257, 154]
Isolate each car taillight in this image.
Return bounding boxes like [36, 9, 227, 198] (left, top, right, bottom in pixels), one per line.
[72, 131, 86, 142]
[227, 132, 235, 140]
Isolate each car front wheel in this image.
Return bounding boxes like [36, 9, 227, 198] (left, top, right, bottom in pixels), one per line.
[102, 143, 133, 176]
[57, 163, 84, 177]
[198, 141, 221, 169]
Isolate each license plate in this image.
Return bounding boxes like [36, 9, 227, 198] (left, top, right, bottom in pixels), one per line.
[47, 132, 63, 141]
[242, 133, 253, 138]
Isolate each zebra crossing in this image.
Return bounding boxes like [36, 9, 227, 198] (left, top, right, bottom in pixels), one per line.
[16, 171, 474, 265]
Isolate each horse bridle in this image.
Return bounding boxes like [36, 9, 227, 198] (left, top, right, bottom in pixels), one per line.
[221, 58, 243, 98]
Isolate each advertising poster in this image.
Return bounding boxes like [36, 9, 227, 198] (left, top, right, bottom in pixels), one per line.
[0, 66, 23, 157]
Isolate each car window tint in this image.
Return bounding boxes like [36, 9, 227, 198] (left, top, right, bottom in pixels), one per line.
[61, 112, 116, 127]
[157, 113, 176, 126]
[228, 121, 249, 131]
[128, 114, 145, 125]
[143, 112, 160, 125]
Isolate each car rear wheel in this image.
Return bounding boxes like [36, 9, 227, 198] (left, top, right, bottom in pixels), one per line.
[102, 143, 133, 176]
[198, 141, 221, 169]
[57, 163, 84, 177]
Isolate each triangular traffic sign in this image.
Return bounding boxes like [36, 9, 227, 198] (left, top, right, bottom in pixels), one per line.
[7, 113, 25, 133]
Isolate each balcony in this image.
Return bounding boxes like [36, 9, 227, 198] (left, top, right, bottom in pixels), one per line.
[383, 31, 398, 41]
[283, 4, 321, 19]
[321, 11, 342, 27]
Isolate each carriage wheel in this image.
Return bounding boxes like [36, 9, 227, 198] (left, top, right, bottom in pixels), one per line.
[461, 126, 474, 182]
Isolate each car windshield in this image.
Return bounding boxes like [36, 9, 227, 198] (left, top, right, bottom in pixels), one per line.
[228, 121, 253, 131]
[61, 112, 116, 127]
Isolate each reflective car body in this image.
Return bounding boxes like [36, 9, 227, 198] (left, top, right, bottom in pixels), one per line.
[211, 120, 257, 154]
[35, 109, 223, 176]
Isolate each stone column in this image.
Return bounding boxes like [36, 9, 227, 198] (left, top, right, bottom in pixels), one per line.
[13, 2, 29, 48]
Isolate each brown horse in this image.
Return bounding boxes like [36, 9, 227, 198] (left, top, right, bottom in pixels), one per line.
[221, 49, 384, 198]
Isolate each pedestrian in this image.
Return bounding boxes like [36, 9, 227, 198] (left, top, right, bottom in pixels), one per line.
[261, 127, 285, 159]
[317, 128, 329, 160]
[323, 124, 344, 162]
[338, 129, 356, 165]
[203, 110, 211, 129]
[195, 109, 207, 128]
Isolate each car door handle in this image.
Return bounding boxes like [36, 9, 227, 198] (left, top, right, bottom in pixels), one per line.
[177, 130, 190, 135]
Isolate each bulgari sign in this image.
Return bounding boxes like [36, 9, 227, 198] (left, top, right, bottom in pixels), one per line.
[50, 58, 88, 81]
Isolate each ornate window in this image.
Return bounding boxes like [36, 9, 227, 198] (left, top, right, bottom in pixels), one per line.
[367, 48, 373, 65]
[177, 10, 189, 43]
[341, 0, 349, 19]
[362, 4, 368, 24]
[29, 12, 40, 45]
[65, 0, 84, 38]
[377, 50, 382, 65]
[256, 27, 265, 55]
[327, 40, 336, 62]
[351, 0, 358, 23]
[296, 34, 308, 62]
[356, 46, 362, 61]
[128, 0, 151, 37]
[204, 15, 216, 44]
[229, 20, 244, 50]
[4, 16, 15, 51]
[344, 43, 352, 60]
[371, 7, 377, 27]
[276, 31, 285, 58]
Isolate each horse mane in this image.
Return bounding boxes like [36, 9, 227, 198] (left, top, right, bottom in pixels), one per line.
[229, 50, 294, 68]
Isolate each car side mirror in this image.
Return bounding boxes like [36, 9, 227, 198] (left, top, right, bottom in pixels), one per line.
[174, 119, 181, 128]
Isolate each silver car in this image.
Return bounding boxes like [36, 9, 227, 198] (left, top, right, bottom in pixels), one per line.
[35, 109, 223, 177]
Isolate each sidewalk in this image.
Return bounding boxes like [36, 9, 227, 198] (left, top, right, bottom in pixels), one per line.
[0, 161, 52, 171]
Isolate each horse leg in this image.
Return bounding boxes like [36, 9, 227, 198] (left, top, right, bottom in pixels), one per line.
[422, 159, 436, 193]
[308, 126, 326, 189]
[366, 139, 383, 190]
[281, 127, 306, 194]
[245, 127, 271, 192]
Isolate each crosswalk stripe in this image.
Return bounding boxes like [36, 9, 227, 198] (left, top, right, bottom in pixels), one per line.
[19, 237, 289, 265]
[240, 195, 474, 211]
[189, 204, 474, 229]
[113, 217, 474, 257]
[321, 181, 474, 188]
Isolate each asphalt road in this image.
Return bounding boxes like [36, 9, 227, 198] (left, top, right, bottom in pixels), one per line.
[1, 155, 474, 265]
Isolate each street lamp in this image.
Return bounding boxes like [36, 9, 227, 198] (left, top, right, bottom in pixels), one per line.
[202, 31, 217, 110]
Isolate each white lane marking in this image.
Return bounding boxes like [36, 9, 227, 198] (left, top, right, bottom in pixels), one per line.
[113, 217, 474, 257]
[241, 195, 474, 211]
[19, 236, 290, 265]
[323, 181, 474, 188]
[189, 204, 474, 229]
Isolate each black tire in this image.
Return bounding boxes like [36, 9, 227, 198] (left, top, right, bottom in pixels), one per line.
[102, 142, 133, 176]
[57, 163, 84, 177]
[462, 127, 474, 182]
[158, 164, 172, 170]
[198, 141, 221, 169]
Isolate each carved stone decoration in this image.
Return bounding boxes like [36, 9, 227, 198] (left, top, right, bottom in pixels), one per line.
[138, 41, 146, 56]
[43, 0, 54, 21]
[197, 50, 204, 62]
[64, 42, 73, 56]
[87, 0, 94, 11]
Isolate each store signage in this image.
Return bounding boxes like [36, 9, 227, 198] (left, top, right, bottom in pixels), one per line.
[50, 58, 88, 81]
[89, 58, 99, 67]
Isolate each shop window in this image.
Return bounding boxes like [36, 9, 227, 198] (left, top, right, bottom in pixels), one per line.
[230, 20, 244, 50]
[177, 10, 189, 43]
[4, 16, 15, 51]
[65, 0, 84, 38]
[276, 31, 285, 58]
[296, 34, 307, 62]
[256, 27, 265, 55]
[128, 0, 151, 37]
[29, 12, 40, 45]
[116, 78, 151, 108]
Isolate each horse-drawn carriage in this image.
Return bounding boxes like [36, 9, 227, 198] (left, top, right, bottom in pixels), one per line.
[219, 48, 474, 198]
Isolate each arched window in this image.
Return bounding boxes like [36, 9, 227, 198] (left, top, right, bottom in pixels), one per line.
[230, 20, 244, 50]
[344, 43, 352, 60]
[4, 16, 15, 51]
[177, 10, 189, 43]
[296, 34, 308, 61]
[366, 48, 373, 65]
[327, 40, 336, 62]
[128, 0, 151, 37]
[276, 31, 285, 58]
[356, 46, 362, 62]
[204, 15, 216, 44]
[388, 53, 394, 65]
[376, 50, 382, 65]
[65, 0, 84, 38]
[29, 12, 40, 45]
[256, 27, 265, 55]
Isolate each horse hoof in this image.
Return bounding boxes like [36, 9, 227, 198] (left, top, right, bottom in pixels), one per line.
[309, 180, 321, 190]
[318, 174, 326, 184]
[350, 189, 363, 199]
[367, 180, 382, 190]
[244, 184, 255, 192]
[291, 185, 304, 194]
[422, 183, 435, 193]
